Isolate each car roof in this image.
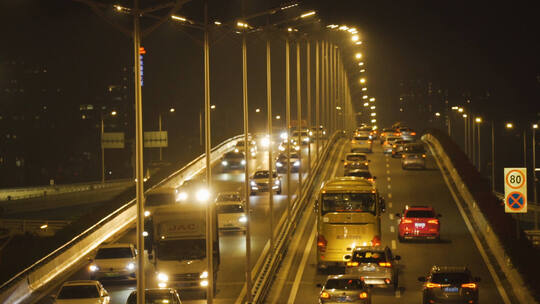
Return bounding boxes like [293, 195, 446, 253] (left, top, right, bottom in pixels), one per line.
[98, 243, 133, 249]
[430, 265, 470, 274]
[61, 280, 100, 287]
[353, 245, 388, 252]
[325, 274, 367, 281]
[346, 152, 367, 156]
[405, 205, 434, 211]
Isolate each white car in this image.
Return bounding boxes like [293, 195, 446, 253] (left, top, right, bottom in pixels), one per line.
[215, 192, 247, 232]
[250, 170, 282, 195]
[351, 135, 373, 153]
[53, 280, 110, 304]
[89, 243, 137, 280]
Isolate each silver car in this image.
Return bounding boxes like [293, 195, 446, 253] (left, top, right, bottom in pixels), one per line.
[401, 143, 426, 169]
[249, 170, 282, 195]
[345, 246, 401, 291]
[317, 275, 372, 304]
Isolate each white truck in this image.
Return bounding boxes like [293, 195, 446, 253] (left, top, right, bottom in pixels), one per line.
[150, 204, 219, 294]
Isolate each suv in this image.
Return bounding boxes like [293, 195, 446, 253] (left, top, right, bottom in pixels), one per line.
[54, 280, 110, 304]
[345, 246, 401, 291]
[89, 243, 137, 280]
[418, 266, 480, 304]
[317, 275, 372, 304]
[396, 205, 441, 241]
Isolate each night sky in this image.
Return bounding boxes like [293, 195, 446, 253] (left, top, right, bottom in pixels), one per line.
[1, 0, 539, 184]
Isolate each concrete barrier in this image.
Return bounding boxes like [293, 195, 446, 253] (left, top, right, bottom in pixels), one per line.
[0, 135, 244, 304]
[423, 134, 538, 304]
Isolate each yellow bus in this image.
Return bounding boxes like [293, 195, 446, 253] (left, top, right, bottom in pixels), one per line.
[316, 177, 385, 271]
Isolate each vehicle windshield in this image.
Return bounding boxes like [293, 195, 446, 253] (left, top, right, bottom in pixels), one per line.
[354, 136, 370, 141]
[325, 278, 365, 290]
[157, 239, 205, 260]
[346, 155, 367, 161]
[216, 193, 241, 202]
[431, 273, 471, 285]
[216, 204, 245, 213]
[321, 193, 377, 215]
[146, 193, 176, 206]
[405, 210, 435, 218]
[95, 247, 133, 259]
[345, 171, 372, 179]
[290, 153, 300, 159]
[253, 171, 277, 179]
[224, 152, 244, 159]
[352, 250, 387, 263]
[57, 285, 99, 299]
[127, 291, 176, 304]
[404, 145, 425, 153]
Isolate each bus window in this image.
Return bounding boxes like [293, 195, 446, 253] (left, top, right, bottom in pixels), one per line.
[321, 193, 376, 215]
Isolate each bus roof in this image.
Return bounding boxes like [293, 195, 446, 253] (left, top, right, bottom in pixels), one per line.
[321, 177, 375, 193]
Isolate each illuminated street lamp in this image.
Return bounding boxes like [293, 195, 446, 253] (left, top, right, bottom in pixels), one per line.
[275, 115, 281, 120]
[355, 41, 362, 45]
[451, 106, 459, 110]
[255, 108, 261, 113]
[371, 119, 376, 123]
[363, 102, 369, 107]
[169, 108, 175, 113]
[360, 78, 366, 84]
[475, 117, 482, 123]
[362, 87, 367, 91]
[351, 35, 359, 42]
[462, 114, 467, 118]
[370, 106, 376, 110]
[355, 53, 362, 59]
[369, 97, 375, 102]
[458, 108, 464, 113]
[210, 105, 216, 110]
[506, 122, 514, 129]
[363, 95, 368, 99]
[358, 62, 364, 66]
[435, 112, 441, 117]
[111, 110, 117, 116]
[371, 112, 376, 117]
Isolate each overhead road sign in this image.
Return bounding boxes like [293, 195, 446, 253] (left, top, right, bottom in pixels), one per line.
[504, 168, 527, 213]
[144, 131, 168, 148]
[102, 132, 125, 149]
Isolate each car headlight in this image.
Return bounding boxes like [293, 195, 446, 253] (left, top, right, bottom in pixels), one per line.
[234, 148, 239, 153]
[222, 160, 228, 166]
[144, 210, 151, 217]
[89, 264, 99, 272]
[239, 215, 248, 223]
[200, 280, 209, 287]
[241, 159, 246, 165]
[176, 191, 188, 201]
[143, 231, 149, 237]
[250, 181, 257, 186]
[295, 146, 300, 151]
[200, 271, 208, 279]
[275, 180, 280, 185]
[309, 131, 313, 136]
[276, 162, 283, 167]
[293, 160, 300, 167]
[157, 272, 169, 282]
[126, 262, 135, 270]
[196, 188, 210, 202]
[279, 146, 285, 151]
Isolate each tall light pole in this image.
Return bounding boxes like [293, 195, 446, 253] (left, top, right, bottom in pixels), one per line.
[265, 34, 275, 250]
[285, 37, 292, 229]
[491, 120, 496, 192]
[533, 123, 538, 229]
[132, 1, 145, 303]
[475, 117, 482, 172]
[315, 40, 320, 159]
[306, 40, 312, 173]
[101, 115, 105, 184]
[203, 2, 214, 301]
[296, 40, 303, 194]
[463, 113, 468, 157]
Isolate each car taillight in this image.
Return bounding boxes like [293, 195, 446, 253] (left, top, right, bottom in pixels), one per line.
[371, 235, 381, 246]
[411, 132, 416, 136]
[394, 132, 400, 136]
[378, 262, 391, 267]
[426, 283, 442, 288]
[368, 140, 372, 144]
[461, 283, 477, 289]
[359, 292, 368, 299]
[428, 219, 439, 224]
[320, 291, 330, 299]
[402, 219, 413, 224]
[422, 154, 426, 158]
[402, 154, 406, 158]
[392, 145, 397, 148]
[317, 235, 327, 251]
[347, 261, 359, 267]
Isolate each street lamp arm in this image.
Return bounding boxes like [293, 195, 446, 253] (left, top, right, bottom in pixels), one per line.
[72, 0, 132, 37]
[142, 0, 192, 37]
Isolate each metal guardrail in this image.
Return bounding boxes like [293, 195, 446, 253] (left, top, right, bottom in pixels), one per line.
[0, 179, 132, 201]
[251, 132, 342, 303]
[0, 219, 71, 237]
[0, 134, 244, 304]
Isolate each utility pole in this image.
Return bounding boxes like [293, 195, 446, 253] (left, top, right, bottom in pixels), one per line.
[296, 41, 303, 193]
[306, 40, 312, 173]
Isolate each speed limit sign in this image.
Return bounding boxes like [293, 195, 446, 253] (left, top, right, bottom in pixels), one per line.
[504, 168, 527, 213]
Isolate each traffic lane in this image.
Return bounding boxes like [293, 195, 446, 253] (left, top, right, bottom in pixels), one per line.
[36, 145, 309, 304]
[376, 145, 503, 303]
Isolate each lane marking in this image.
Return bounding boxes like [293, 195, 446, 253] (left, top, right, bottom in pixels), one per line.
[388, 193, 392, 199]
[391, 239, 397, 250]
[386, 170, 390, 174]
[387, 185, 391, 190]
[388, 202, 393, 209]
[390, 226, 395, 233]
[386, 163, 390, 168]
[427, 143, 512, 304]
[387, 177, 391, 182]
[395, 289, 401, 298]
[287, 225, 317, 304]
[389, 213, 394, 220]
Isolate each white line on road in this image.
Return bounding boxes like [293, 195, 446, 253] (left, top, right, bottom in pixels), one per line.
[389, 213, 394, 220]
[390, 226, 395, 233]
[391, 239, 397, 250]
[388, 193, 392, 199]
[388, 202, 392, 209]
[395, 289, 401, 298]
[386, 170, 390, 174]
[387, 184, 391, 190]
[387, 177, 391, 182]
[386, 163, 390, 168]
[287, 225, 317, 304]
